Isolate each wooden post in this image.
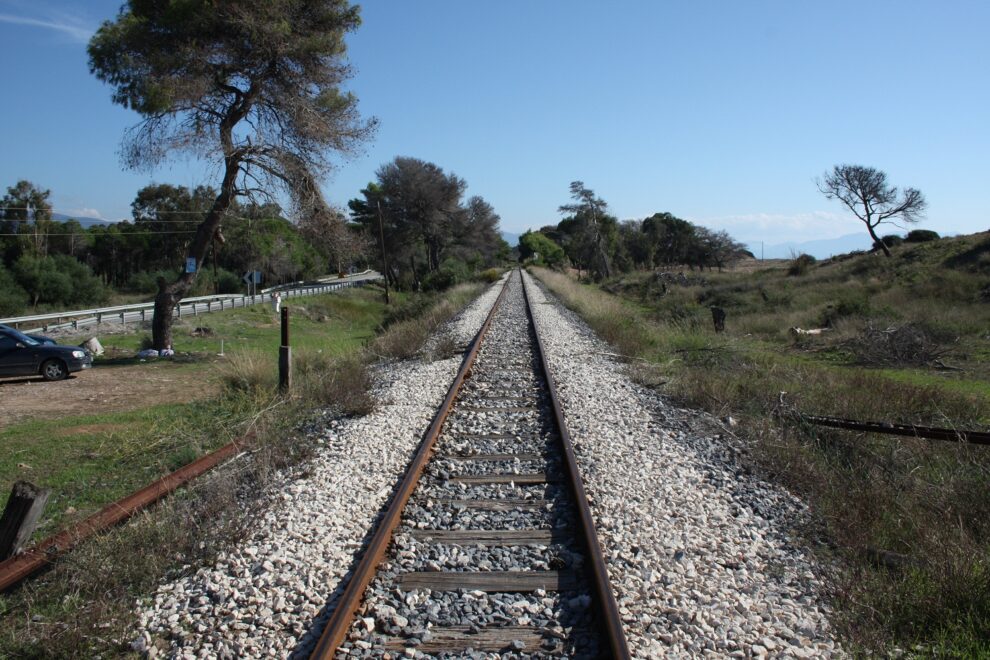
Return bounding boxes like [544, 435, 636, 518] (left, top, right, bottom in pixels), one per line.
[710, 306, 726, 333]
[279, 306, 291, 393]
[0, 481, 51, 560]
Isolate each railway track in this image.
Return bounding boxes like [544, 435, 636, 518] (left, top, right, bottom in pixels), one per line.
[310, 270, 629, 658]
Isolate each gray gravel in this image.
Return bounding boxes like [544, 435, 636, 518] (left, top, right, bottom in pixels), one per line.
[133, 277, 507, 659]
[335, 272, 599, 659]
[134, 269, 842, 658]
[521, 270, 841, 658]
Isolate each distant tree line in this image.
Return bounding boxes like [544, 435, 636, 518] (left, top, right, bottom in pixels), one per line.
[0, 163, 510, 317]
[519, 181, 751, 280]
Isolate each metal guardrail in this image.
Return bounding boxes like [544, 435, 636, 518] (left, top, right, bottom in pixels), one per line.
[0, 272, 382, 333]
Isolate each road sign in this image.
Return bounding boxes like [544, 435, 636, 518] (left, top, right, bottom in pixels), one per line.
[185, 257, 197, 273]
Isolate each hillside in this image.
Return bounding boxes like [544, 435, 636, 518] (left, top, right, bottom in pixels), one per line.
[530, 231, 990, 655]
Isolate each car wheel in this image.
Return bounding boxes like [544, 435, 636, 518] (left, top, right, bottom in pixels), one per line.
[41, 359, 68, 381]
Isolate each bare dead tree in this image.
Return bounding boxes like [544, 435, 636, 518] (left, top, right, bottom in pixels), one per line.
[818, 165, 927, 258]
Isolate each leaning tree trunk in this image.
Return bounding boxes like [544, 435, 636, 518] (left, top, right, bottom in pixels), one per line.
[867, 223, 891, 258]
[151, 158, 239, 350]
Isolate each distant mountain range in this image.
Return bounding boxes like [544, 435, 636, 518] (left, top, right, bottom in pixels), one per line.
[52, 212, 111, 227]
[744, 233, 873, 260]
[500, 230, 520, 247]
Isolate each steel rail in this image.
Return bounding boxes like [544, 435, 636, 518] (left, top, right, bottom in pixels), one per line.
[0, 437, 246, 592]
[309, 276, 510, 658]
[799, 413, 990, 446]
[520, 270, 632, 659]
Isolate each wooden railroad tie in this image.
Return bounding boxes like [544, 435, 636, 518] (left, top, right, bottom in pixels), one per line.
[457, 406, 540, 414]
[396, 570, 579, 592]
[408, 529, 569, 545]
[382, 625, 563, 653]
[449, 473, 557, 485]
[445, 453, 543, 462]
[437, 498, 549, 511]
[450, 433, 547, 441]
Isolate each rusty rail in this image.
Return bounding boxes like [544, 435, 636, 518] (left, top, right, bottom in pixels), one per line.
[309, 276, 510, 658]
[521, 271, 632, 659]
[798, 413, 990, 446]
[0, 438, 246, 592]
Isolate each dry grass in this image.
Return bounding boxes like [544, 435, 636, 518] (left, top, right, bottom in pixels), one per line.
[530, 240, 990, 656]
[0, 396, 308, 658]
[0, 282, 491, 657]
[368, 283, 484, 361]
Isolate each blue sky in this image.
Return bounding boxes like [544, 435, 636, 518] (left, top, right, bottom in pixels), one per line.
[1, 0, 987, 245]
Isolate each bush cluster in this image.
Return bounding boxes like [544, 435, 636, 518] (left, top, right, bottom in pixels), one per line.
[0, 254, 109, 315]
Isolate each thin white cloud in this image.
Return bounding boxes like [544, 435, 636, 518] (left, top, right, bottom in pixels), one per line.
[688, 211, 862, 241]
[0, 12, 93, 43]
[62, 207, 108, 220]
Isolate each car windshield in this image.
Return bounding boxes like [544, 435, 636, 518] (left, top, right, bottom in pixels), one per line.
[2, 328, 40, 347]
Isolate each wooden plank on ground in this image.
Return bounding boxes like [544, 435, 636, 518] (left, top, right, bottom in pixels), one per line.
[0, 482, 50, 561]
[449, 433, 522, 440]
[450, 473, 553, 485]
[396, 570, 579, 592]
[445, 453, 543, 462]
[409, 529, 566, 545]
[382, 625, 562, 652]
[457, 406, 539, 413]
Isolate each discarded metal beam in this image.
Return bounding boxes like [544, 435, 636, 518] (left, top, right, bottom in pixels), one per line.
[0, 439, 244, 592]
[799, 414, 990, 446]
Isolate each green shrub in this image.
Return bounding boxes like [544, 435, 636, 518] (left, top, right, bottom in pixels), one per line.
[0, 265, 28, 316]
[11, 254, 108, 308]
[788, 253, 817, 276]
[125, 269, 175, 294]
[822, 293, 871, 325]
[477, 267, 502, 283]
[873, 234, 904, 251]
[422, 258, 471, 292]
[906, 229, 940, 243]
[519, 231, 567, 269]
[215, 268, 242, 294]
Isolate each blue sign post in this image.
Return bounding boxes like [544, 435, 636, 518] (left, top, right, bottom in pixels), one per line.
[185, 257, 197, 274]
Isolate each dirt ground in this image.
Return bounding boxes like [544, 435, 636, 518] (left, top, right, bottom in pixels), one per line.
[0, 362, 217, 431]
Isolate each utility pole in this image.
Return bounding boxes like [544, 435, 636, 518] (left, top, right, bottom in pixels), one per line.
[376, 200, 390, 305]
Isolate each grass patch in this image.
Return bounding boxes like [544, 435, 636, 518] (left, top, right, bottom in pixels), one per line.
[531, 235, 990, 656]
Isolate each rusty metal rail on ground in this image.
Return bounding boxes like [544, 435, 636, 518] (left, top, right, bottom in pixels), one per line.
[797, 413, 990, 446]
[521, 271, 632, 659]
[309, 277, 511, 657]
[0, 438, 247, 592]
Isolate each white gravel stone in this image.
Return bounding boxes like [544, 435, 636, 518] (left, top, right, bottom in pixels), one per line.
[133, 277, 507, 658]
[521, 270, 842, 658]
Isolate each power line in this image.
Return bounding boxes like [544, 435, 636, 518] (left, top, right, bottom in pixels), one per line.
[0, 206, 286, 223]
[0, 230, 200, 237]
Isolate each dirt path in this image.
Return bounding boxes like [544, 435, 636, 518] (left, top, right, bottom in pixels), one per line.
[0, 362, 217, 431]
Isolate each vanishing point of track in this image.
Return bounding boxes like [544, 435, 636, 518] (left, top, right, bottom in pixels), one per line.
[309, 270, 630, 658]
